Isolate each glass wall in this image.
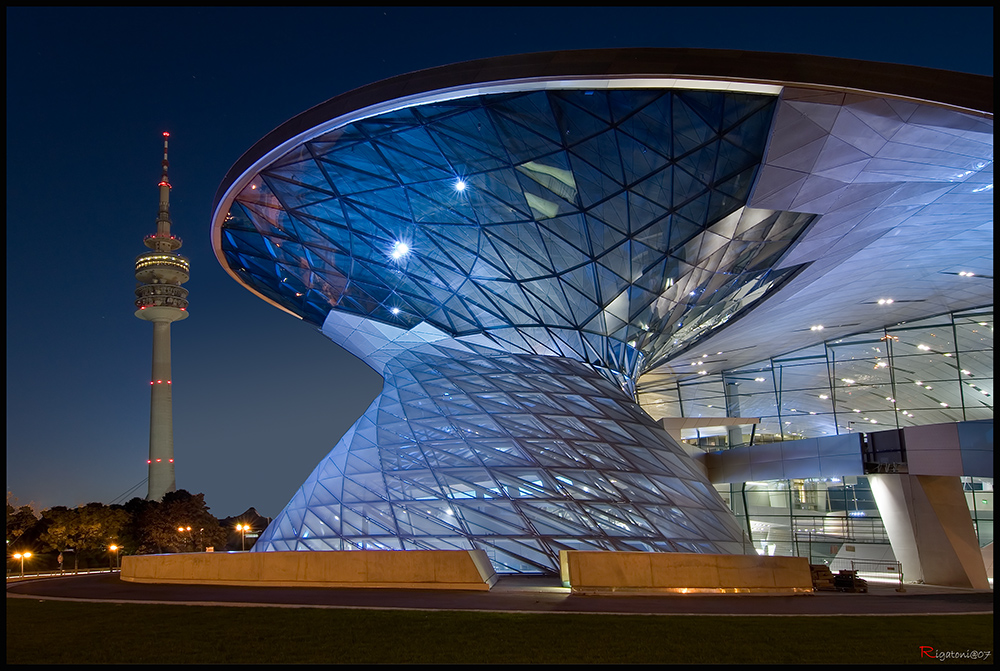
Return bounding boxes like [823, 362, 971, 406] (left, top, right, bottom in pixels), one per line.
[644, 306, 992, 445]
[641, 306, 994, 557]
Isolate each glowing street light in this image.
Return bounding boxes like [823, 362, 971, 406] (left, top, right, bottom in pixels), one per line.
[236, 524, 252, 551]
[109, 544, 120, 571]
[178, 525, 193, 552]
[12, 551, 32, 577]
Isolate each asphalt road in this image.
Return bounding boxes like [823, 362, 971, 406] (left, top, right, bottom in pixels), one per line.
[6, 573, 993, 616]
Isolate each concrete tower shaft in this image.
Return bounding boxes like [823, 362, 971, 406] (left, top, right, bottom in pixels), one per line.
[135, 132, 190, 501]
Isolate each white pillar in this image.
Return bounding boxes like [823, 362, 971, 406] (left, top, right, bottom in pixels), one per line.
[869, 474, 988, 588]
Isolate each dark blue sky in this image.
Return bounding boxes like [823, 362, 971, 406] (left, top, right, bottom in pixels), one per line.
[6, 7, 993, 519]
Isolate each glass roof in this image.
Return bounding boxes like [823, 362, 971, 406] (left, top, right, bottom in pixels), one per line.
[221, 89, 815, 396]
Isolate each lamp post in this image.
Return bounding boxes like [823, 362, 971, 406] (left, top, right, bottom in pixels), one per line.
[178, 525, 192, 552]
[109, 545, 119, 572]
[236, 524, 251, 551]
[12, 551, 32, 577]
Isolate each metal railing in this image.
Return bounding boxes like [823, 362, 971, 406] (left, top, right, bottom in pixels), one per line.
[849, 559, 906, 592]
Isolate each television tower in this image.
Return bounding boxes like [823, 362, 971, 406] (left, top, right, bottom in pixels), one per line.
[134, 132, 190, 501]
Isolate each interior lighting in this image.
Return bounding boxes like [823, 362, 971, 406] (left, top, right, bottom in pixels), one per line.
[870, 419, 878, 424]
[810, 325, 824, 331]
[697, 370, 707, 375]
[961, 369, 971, 375]
[390, 241, 410, 260]
[958, 271, 976, 277]
[754, 377, 765, 382]
[455, 180, 467, 192]
[819, 394, 829, 400]
[877, 298, 894, 305]
[853, 409, 861, 413]
[943, 353, 953, 357]
[841, 378, 856, 385]
[940, 402, 949, 407]
[917, 344, 931, 351]
[391, 307, 401, 315]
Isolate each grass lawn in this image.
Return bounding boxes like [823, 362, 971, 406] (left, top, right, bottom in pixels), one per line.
[6, 598, 993, 664]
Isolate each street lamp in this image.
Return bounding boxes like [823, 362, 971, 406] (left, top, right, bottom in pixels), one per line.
[12, 551, 32, 577]
[109, 545, 119, 572]
[236, 523, 252, 551]
[178, 525, 192, 552]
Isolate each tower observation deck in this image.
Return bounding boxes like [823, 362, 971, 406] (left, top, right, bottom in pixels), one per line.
[135, 132, 189, 501]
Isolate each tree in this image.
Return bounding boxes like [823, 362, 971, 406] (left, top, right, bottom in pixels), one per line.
[38, 503, 128, 570]
[133, 490, 228, 554]
[6, 495, 38, 549]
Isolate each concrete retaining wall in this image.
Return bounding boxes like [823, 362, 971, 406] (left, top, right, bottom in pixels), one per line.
[121, 550, 498, 590]
[560, 551, 812, 594]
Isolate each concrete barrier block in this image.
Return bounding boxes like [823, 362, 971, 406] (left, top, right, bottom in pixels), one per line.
[560, 551, 813, 593]
[121, 549, 496, 590]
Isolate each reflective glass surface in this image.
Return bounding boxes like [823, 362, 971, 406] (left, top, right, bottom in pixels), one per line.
[254, 338, 749, 572]
[221, 89, 813, 396]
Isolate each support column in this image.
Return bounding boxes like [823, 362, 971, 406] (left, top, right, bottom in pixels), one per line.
[869, 474, 988, 588]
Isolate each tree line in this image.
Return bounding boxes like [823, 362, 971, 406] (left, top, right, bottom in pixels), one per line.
[6, 490, 256, 572]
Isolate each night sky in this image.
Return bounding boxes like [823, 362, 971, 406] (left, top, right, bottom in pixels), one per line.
[6, 7, 993, 519]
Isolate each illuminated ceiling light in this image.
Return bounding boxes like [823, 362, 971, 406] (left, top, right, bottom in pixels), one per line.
[841, 378, 856, 385]
[961, 369, 971, 375]
[869, 419, 878, 424]
[943, 353, 953, 357]
[853, 409, 861, 413]
[754, 377, 766, 382]
[917, 344, 931, 351]
[809, 411, 817, 415]
[925, 386, 932, 390]
[958, 271, 976, 277]
[940, 402, 949, 407]
[810, 325, 824, 331]
[978, 322, 988, 326]
[454, 179, 467, 192]
[819, 394, 829, 400]
[876, 298, 894, 305]
[697, 370, 707, 375]
[390, 307, 401, 315]
[390, 241, 410, 260]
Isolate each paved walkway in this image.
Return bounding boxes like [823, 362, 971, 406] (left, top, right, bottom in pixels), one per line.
[6, 572, 992, 616]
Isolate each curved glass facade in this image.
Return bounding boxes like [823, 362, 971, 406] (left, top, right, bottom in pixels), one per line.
[221, 89, 813, 396]
[255, 327, 749, 572]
